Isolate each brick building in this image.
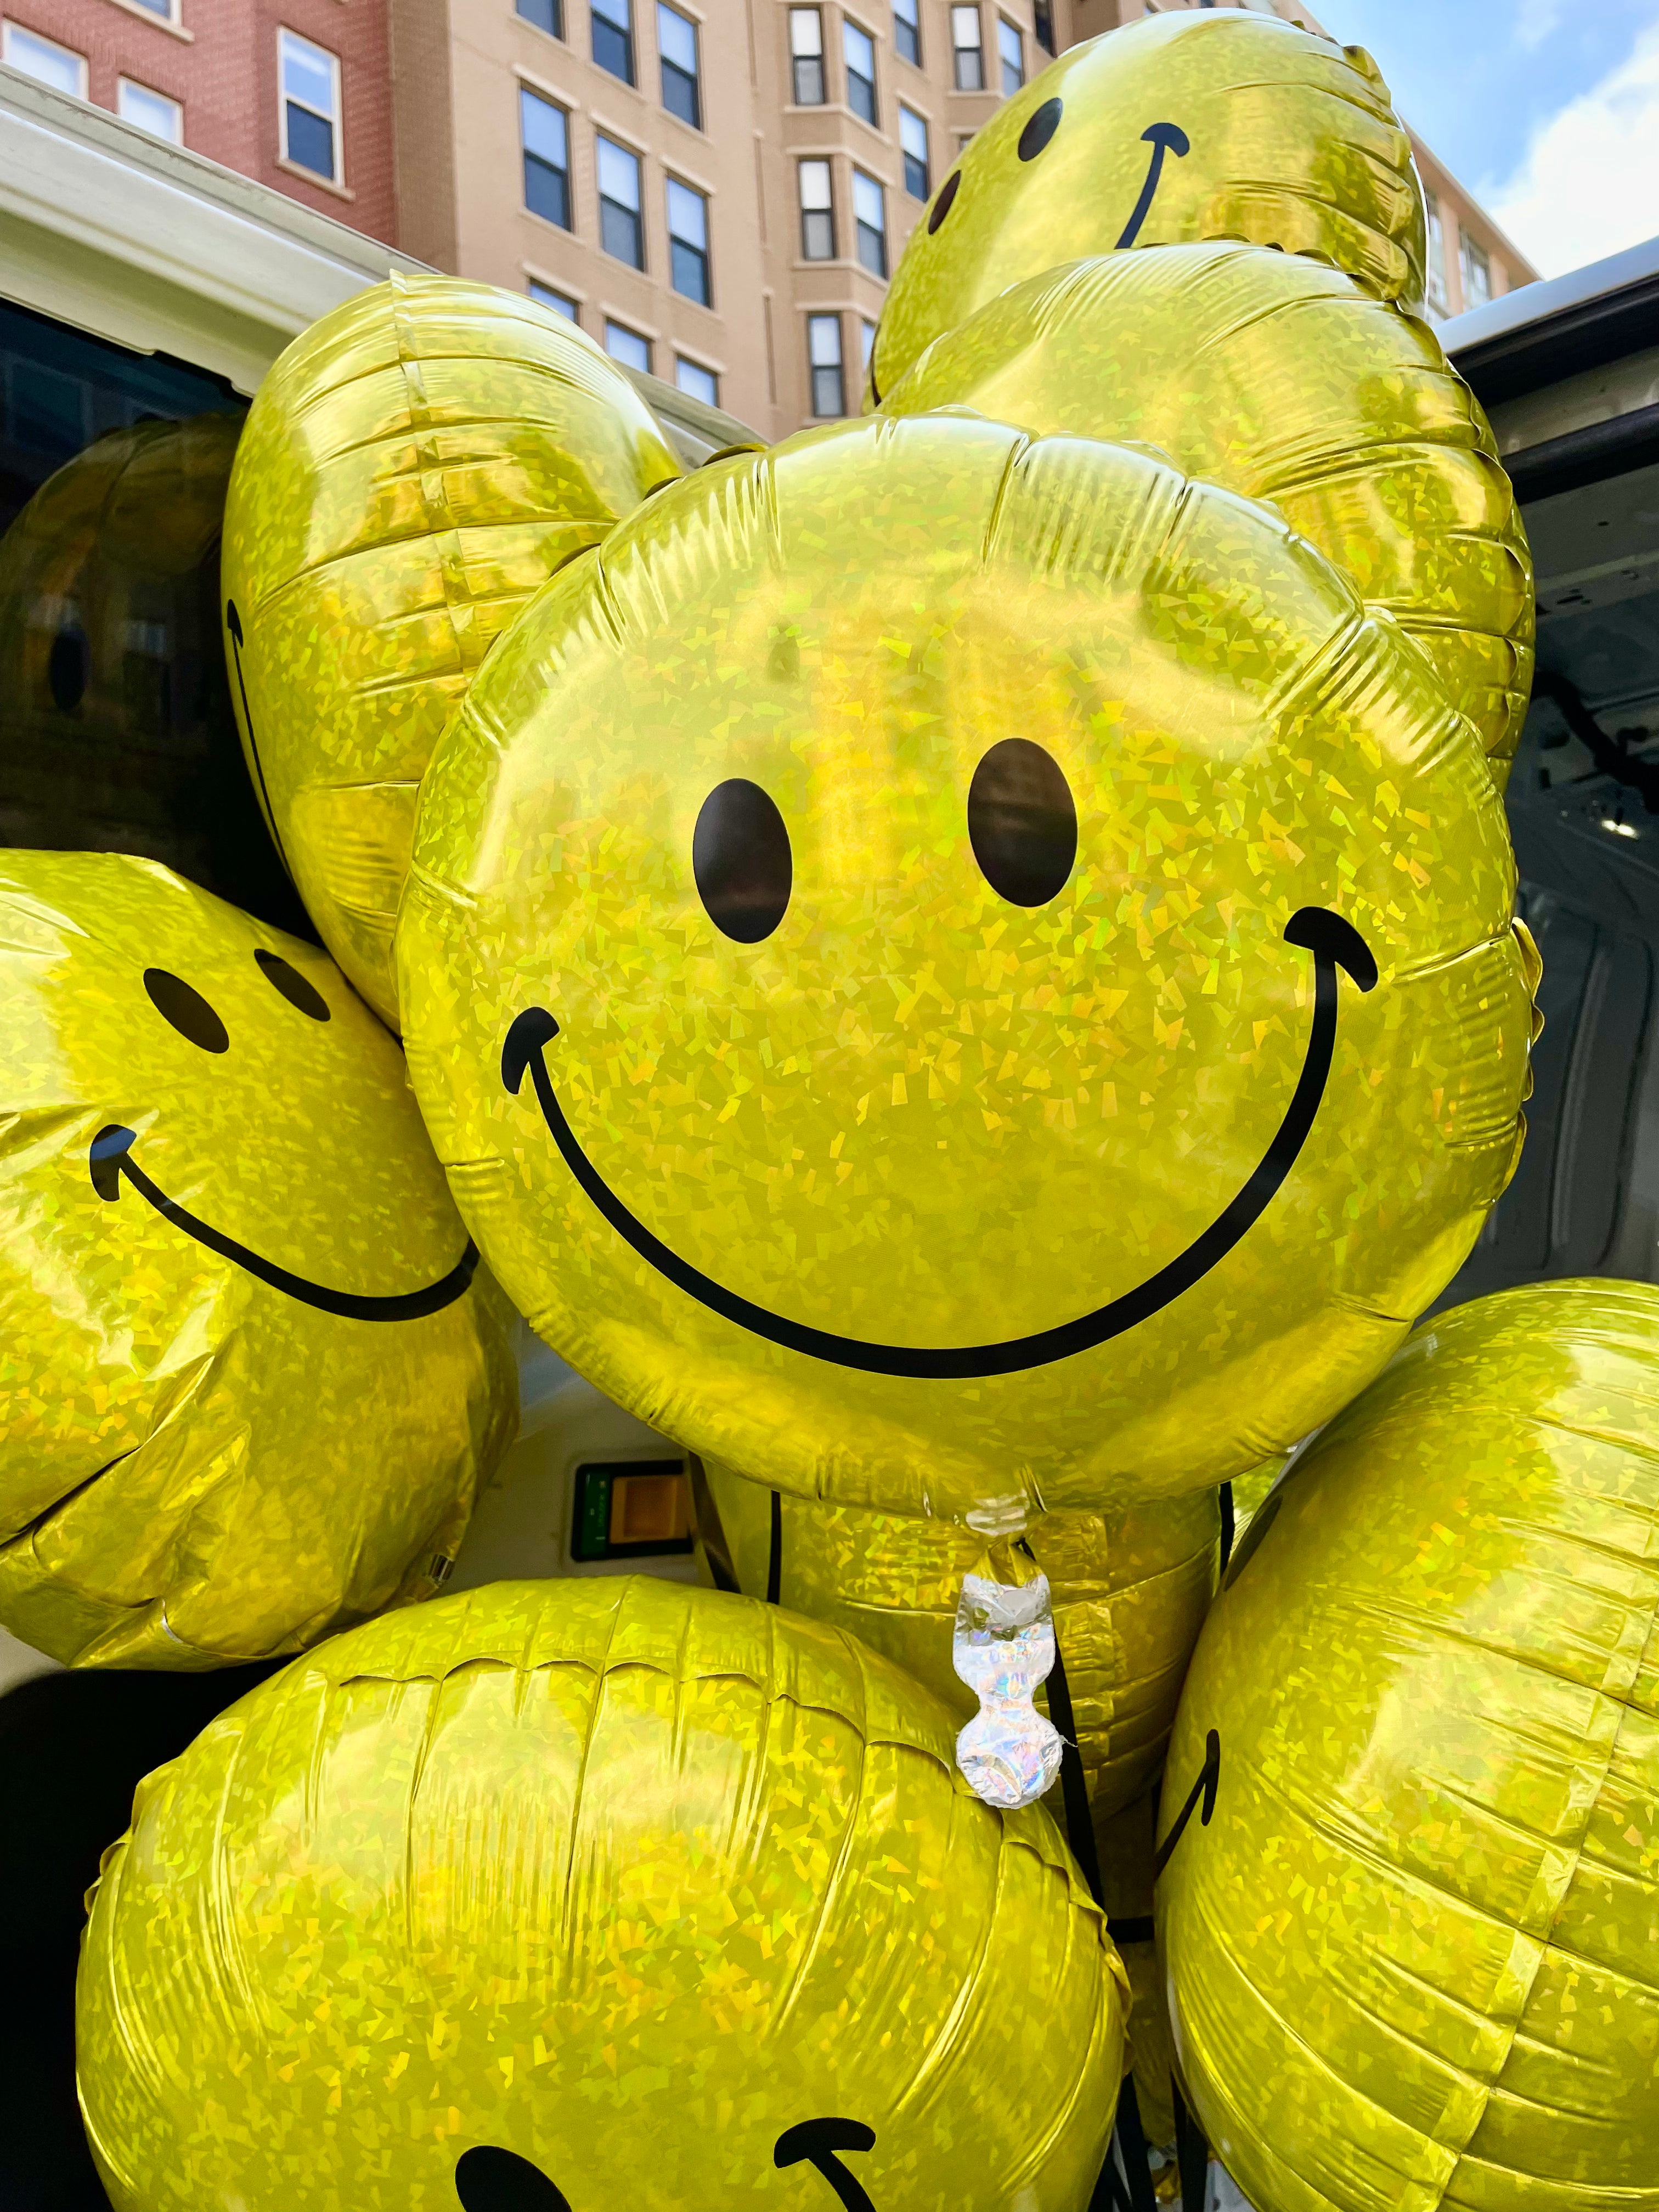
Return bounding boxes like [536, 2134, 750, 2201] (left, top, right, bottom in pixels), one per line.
[0, 0, 397, 247]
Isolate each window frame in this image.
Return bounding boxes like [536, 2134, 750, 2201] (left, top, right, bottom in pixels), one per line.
[789, 8, 826, 106]
[675, 354, 719, 407]
[892, 0, 921, 69]
[597, 133, 646, 270]
[117, 77, 184, 143]
[899, 103, 929, 200]
[798, 156, 836, 261]
[853, 168, 887, 279]
[843, 17, 878, 127]
[591, 0, 637, 88]
[950, 4, 983, 91]
[520, 84, 573, 232]
[528, 278, 580, 321]
[604, 319, 653, 375]
[1460, 229, 1492, 311]
[808, 312, 845, 418]
[666, 174, 712, 306]
[278, 26, 343, 186]
[516, 0, 565, 38]
[657, 1, 702, 128]
[997, 16, 1023, 95]
[1, 21, 89, 99]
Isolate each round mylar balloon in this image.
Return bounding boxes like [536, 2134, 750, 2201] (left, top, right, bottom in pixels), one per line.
[222, 272, 680, 1026]
[1159, 1279, 1659, 2212]
[869, 10, 1425, 404]
[882, 243, 1534, 776]
[0, 850, 516, 1668]
[78, 1576, 1128, 2212]
[696, 1455, 1217, 1849]
[400, 411, 1535, 1523]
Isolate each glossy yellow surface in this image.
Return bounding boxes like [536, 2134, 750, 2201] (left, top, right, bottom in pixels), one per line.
[78, 1576, 1128, 2211]
[0, 850, 516, 1668]
[402, 412, 1533, 1522]
[870, 12, 1424, 404]
[883, 245, 1534, 774]
[701, 1456, 1217, 1849]
[222, 273, 680, 1026]
[1159, 1279, 1659, 2212]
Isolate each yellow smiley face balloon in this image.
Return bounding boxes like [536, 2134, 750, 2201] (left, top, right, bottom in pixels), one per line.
[400, 413, 1534, 1525]
[222, 273, 680, 1027]
[0, 850, 516, 1669]
[78, 1576, 1128, 2212]
[870, 11, 1426, 405]
[1158, 1280, 1659, 2212]
[882, 244, 1536, 778]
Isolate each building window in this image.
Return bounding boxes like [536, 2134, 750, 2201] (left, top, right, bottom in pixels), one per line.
[119, 80, 183, 143]
[667, 177, 710, 304]
[844, 19, 877, 126]
[517, 0, 563, 36]
[997, 18, 1023, 94]
[861, 319, 877, 370]
[808, 314, 845, 417]
[893, 0, 921, 67]
[790, 9, 825, 104]
[1424, 192, 1447, 317]
[521, 88, 572, 229]
[799, 158, 835, 260]
[279, 29, 341, 183]
[529, 279, 579, 319]
[658, 3, 701, 127]
[598, 136, 645, 267]
[128, 0, 178, 16]
[676, 356, 719, 406]
[951, 7, 983, 90]
[853, 170, 887, 278]
[1033, 0, 1054, 55]
[1, 23, 87, 98]
[605, 320, 653, 374]
[1460, 231, 1492, 310]
[899, 104, 929, 199]
[592, 0, 636, 86]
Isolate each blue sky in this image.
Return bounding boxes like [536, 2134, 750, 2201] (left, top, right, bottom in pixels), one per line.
[1311, 0, 1659, 277]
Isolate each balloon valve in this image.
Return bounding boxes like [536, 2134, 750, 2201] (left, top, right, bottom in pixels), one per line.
[951, 1567, 1063, 1810]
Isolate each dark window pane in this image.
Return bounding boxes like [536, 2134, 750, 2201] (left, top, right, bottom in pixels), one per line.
[856, 222, 885, 277]
[801, 208, 833, 258]
[893, 0, 919, 65]
[849, 69, 875, 123]
[602, 200, 644, 266]
[904, 149, 927, 198]
[662, 58, 699, 124]
[592, 14, 635, 82]
[811, 364, 844, 416]
[1034, 0, 1054, 53]
[516, 0, 563, 33]
[671, 239, 709, 303]
[526, 151, 570, 227]
[284, 101, 334, 178]
[793, 53, 824, 102]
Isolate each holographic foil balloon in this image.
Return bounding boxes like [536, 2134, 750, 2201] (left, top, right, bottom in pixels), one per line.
[78, 1576, 1128, 2212]
[870, 11, 1425, 404]
[221, 272, 680, 1026]
[0, 850, 516, 1668]
[400, 411, 1535, 1522]
[696, 1456, 1218, 1846]
[882, 244, 1534, 776]
[1159, 1279, 1659, 2212]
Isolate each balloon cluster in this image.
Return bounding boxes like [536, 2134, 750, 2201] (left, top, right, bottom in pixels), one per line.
[4, 12, 1655, 2212]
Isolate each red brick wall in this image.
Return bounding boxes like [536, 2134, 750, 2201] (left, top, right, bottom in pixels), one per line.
[8, 1, 397, 246]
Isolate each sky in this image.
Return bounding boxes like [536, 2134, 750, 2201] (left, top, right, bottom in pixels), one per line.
[1310, 0, 1659, 279]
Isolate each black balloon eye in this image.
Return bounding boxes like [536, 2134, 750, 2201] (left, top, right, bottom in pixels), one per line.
[255, 949, 330, 1022]
[967, 738, 1077, 907]
[927, 168, 961, 234]
[454, 2147, 571, 2212]
[143, 968, 229, 1054]
[693, 778, 793, 944]
[48, 625, 89, 713]
[1018, 96, 1062, 160]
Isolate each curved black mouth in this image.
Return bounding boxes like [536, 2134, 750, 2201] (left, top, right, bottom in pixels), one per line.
[502, 906, 1376, 1379]
[89, 1126, 479, 1322]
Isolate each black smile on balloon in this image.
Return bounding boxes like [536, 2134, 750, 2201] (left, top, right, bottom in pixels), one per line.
[502, 904, 1376, 1380]
[1115, 121, 1190, 248]
[89, 1125, 479, 1322]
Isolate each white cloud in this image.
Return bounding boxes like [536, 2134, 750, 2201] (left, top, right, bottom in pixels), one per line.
[1484, 19, 1659, 278]
[1515, 0, 1564, 52]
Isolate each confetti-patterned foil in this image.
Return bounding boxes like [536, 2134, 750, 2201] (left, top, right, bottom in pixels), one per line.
[870, 12, 1426, 405]
[883, 244, 1534, 776]
[1159, 1279, 1659, 2210]
[700, 1457, 1219, 1850]
[222, 273, 680, 1025]
[77, 1577, 1129, 2212]
[400, 411, 1534, 1522]
[0, 850, 516, 1667]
